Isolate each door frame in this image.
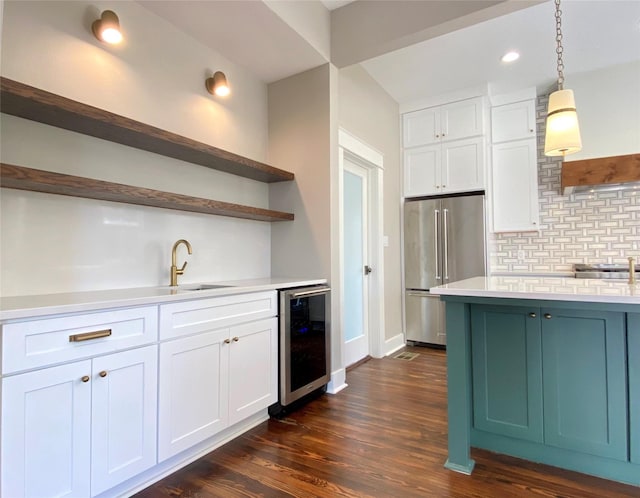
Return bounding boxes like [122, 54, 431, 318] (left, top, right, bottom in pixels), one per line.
[338, 128, 385, 359]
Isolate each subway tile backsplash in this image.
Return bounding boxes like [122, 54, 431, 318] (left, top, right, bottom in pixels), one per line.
[489, 95, 640, 275]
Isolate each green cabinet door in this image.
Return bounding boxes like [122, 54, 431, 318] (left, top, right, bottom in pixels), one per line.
[629, 313, 640, 464]
[470, 305, 543, 442]
[541, 308, 627, 461]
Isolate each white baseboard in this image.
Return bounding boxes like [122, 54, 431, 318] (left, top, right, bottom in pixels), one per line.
[326, 368, 348, 394]
[384, 333, 406, 356]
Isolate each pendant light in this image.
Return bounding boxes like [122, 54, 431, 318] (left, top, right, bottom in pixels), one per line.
[544, 0, 582, 157]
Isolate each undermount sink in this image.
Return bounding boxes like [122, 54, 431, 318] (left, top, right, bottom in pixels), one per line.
[177, 284, 233, 291]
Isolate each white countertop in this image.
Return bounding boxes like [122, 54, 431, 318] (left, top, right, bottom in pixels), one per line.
[0, 277, 327, 321]
[430, 276, 640, 304]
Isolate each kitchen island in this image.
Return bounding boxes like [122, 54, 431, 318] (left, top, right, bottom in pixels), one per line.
[431, 276, 639, 487]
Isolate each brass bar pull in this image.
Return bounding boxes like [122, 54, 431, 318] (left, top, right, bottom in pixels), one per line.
[81, 375, 90, 383]
[232, 336, 239, 342]
[224, 338, 231, 344]
[529, 312, 536, 318]
[544, 313, 552, 319]
[99, 371, 108, 378]
[69, 329, 112, 342]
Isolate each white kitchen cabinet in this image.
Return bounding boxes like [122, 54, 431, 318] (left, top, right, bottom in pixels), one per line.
[490, 96, 540, 232]
[1, 345, 158, 498]
[158, 328, 230, 461]
[491, 140, 540, 232]
[158, 291, 278, 462]
[404, 137, 484, 197]
[91, 346, 158, 496]
[403, 97, 484, 147]
[2, 361, 92, 498]
[228, 317, 278, 426]
[491, 100, 536, 143]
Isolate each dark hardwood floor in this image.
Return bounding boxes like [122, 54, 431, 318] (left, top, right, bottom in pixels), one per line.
[135, 347, 639, 497]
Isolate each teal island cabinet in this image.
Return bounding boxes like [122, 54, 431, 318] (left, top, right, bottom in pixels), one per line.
[431, 276, 640, 487]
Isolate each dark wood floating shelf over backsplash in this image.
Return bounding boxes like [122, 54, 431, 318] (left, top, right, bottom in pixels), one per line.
[1, 164, 294, 222]
[0, 77, 294, 183]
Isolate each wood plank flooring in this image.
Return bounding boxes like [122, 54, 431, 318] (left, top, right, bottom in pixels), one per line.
[135, 347, 640, 497]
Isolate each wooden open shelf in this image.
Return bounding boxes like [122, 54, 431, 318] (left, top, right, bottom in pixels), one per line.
[1, 164, 294, 222]
[0, 77, 294, 183]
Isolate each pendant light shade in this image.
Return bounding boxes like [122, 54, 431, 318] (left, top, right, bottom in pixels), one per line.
[544, 89, 582, 156]
[544, 0, 582, 157]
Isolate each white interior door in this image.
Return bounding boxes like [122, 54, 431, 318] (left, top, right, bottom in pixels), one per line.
[343, 158, 370, 367]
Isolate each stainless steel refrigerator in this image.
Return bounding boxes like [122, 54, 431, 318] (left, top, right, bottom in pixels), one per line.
[404, 193, 486, 345]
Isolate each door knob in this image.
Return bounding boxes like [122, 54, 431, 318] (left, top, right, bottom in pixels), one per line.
[99, 370, 108, 378]
[81, 375, 90, 383]
[544, 313, 552, 319]
[364, 265, 372, 275]
[529, 312, 536, 318]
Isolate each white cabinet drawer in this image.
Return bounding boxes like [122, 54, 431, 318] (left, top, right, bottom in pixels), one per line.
[159, 291, 277, 340]
[2, 306, 158, 374]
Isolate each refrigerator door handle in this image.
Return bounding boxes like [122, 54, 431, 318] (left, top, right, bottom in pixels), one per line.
[434, 209, 441, 281]
[443, 208, 449, 281]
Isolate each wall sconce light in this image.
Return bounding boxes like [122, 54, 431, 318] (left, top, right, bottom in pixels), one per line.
[92, 10, 123, 45]
[205, 71, 230, 97]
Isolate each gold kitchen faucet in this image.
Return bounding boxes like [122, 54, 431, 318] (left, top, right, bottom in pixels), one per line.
[170, 239, 192, 286]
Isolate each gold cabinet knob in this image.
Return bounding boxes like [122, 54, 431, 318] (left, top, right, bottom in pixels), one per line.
[99, 371, 108, 378]
[232, 336, 239, 342]
[544, 313, 552, 319]
[81, 375, 90, 383]
[529, 312, 536, 318]
[223, 338, 231, 344]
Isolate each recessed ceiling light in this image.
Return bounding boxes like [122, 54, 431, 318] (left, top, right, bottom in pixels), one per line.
[501, 51, 520, 63]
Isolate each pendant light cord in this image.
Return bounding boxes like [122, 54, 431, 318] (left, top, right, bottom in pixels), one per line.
[555, 0, 565, 90]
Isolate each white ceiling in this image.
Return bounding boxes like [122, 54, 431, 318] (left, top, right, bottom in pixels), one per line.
[361, 0, 640, 104]
[139, 0, 640, 105]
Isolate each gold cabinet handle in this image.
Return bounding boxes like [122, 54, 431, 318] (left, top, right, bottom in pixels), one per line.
[232, 336, 239, 342]
[223, 338, 231, 344]
[69, 329, 112, 342]
[81, 375, 90, 383]
[544, 313, 552, 319]
[529, 312, 536, 318]
[99, 371, 108, 378]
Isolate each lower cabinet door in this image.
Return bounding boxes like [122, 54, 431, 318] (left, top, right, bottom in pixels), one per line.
[629, 313, 640, 464]
[1, 361, 92, 498]
[158, 329, 230, 461]
[228, 317, 278, 426]
[542, 308, 627, 460]
[91, 346, 158, 496]
[470, 305, 543, 442]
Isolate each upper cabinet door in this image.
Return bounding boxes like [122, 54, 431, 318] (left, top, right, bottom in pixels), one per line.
[440, 97, 484, 142]
[491, 100, 536, 143]
[404, 145, 441, 197]
[440, 137, 484, 194]
[403, 107, 440, 147]
[491, 139, 539, 232]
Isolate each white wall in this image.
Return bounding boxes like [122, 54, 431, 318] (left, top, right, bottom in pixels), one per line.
[565, 60, 640, 162]
[338, 65, 402, 345]
[0, 1, 274, 296]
